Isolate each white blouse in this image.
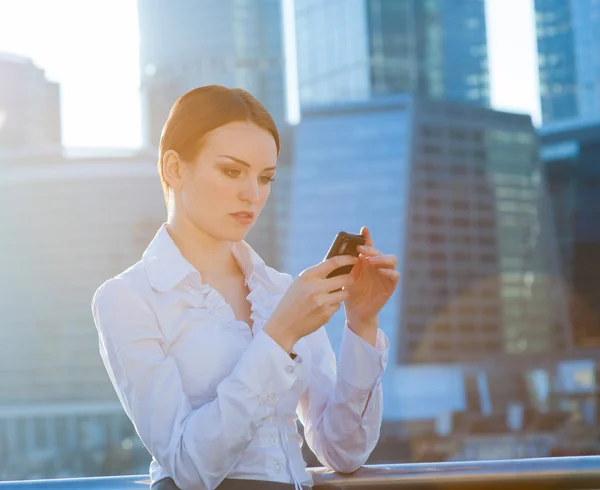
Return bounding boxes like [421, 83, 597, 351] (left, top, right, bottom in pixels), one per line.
[91, 224, 388, 490]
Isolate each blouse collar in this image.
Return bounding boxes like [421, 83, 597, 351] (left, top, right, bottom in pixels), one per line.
[142, 223, 289, 294]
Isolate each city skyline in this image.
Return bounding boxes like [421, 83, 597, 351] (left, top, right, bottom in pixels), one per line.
[1, 1, 600, 481]
[0, 0, 540, 149]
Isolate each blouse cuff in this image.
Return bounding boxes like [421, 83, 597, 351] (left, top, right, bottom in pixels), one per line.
[337, 324, 388, 391]
[233, 329, 300, 406]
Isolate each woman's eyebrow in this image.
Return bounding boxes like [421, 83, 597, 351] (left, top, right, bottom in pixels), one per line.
[218, 155, 276, 171]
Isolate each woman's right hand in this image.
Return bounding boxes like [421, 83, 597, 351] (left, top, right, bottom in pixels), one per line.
[263, 255, 358, 352]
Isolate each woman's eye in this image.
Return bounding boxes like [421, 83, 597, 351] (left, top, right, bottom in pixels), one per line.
[224, 168, 241, 178]
[259, 176, 275, 185]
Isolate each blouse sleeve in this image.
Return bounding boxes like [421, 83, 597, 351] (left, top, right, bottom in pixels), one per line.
[92, 277, 303, 490]
[296, 322, 389, 473]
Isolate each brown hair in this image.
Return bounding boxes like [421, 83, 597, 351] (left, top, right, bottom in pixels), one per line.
[158, 85, 280, 205]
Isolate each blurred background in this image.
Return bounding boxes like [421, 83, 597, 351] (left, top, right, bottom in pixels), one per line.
[0, 0, 599, 481]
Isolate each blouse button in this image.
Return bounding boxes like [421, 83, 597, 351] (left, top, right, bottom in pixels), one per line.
[275, 462, 284, 473]
[285, 365, 295, 374]
[266, 393, 277, 405]
[270, 436, 278, 446]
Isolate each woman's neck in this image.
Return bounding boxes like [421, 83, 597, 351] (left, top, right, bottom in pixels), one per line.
[165, 214, 239, 283]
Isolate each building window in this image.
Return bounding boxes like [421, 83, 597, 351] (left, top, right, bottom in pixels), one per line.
[427, 233, 445, 244]
[433, 341, 451, 351]
[423, 144, 443, 155]
[430, 269, 448, 279]
[453, 200, 469, 211]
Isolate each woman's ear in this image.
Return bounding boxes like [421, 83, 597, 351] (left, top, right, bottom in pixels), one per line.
[162, 149, 184, 192]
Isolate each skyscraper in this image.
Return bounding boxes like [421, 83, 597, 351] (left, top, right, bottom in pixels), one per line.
[535, 0, 600, 123]
[137, 0, 291, 268]
[0, 53, 61, 156]
[540, 118, 600, 348]
[0, 157, 164, 479]
[0, 158, 165, 407]
[294, 0, 490, 107]
[285, 95, 572, 421]
[286, 96, 569, 397]
[137, 0, 287, 147]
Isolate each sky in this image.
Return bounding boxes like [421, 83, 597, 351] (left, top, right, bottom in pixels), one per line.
[0, 0, 540, 149]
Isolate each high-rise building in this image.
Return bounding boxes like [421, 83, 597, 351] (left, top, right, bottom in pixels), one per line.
[295, 0, 490, 107]
[137, 0, 291, 268]
[137, 0, 287, 147]
[540, 118, 600, 348]
[0, 156, 166, 478]
[535, 0, 600, 123]
[0, 158, 165, 406]
[0, 53, 62, 156]
[285, 95, 570, 417]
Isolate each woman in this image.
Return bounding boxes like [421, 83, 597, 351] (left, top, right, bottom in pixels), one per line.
[92, 85, 400, 490]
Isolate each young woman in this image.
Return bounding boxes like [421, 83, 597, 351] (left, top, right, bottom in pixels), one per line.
[92, 85, 400, 490]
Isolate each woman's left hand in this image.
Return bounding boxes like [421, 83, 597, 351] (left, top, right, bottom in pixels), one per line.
[344, 226, 400, 333]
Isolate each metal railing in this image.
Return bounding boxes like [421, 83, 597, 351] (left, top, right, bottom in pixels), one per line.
[2, 456, 600, 489]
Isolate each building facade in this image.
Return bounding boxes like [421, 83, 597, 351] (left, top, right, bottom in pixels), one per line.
[0, 158, 165, 407]
[535, 0, 600, 123]
[0, 403, 148, 480]
[0, 157, 168, 479]
[285, 95, 570, 419]
[294, 0, 490, 107]
[540, 119, 600, 348]
[0, 53, 61, 156]
[137, 0, 288, 147]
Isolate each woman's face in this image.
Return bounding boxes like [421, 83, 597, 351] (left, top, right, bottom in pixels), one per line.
[173, 121, 278, 243]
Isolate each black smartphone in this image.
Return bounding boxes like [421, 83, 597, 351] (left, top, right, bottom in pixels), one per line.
[324, 231, 366, 278]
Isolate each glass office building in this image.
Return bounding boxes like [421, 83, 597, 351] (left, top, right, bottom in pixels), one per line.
[285, 95, 570, 417]
[138, 0, 287, 146]
[535, 0, 600, 122]
[295, 0, 489, 107]
[294, 0, 372, 105]
[540, 119, 600, 348]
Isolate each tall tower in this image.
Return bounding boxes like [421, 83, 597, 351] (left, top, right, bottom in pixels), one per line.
[535, 0, 600, 123]
[294, 0, 490, 108]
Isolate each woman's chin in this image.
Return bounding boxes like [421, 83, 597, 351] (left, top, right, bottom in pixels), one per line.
[221, 226, 252, 243]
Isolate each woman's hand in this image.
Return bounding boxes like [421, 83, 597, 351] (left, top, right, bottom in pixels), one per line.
[263, 255, 358, 352]
[344, 227, 400, 342]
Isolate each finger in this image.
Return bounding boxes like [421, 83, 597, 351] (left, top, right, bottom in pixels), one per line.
[320, 271, 356, 292]
[377, 268, 401, 281]
[357, 245, 382, 257]
[366, 254, 397, 268]
[310, 255, 359, 278]
[360, 226, 374, 248]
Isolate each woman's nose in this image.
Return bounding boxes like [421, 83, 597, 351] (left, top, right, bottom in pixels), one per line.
[240, 178, 260, 203]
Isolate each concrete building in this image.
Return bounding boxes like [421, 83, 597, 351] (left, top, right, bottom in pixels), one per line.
[0, 156, 164, 479]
